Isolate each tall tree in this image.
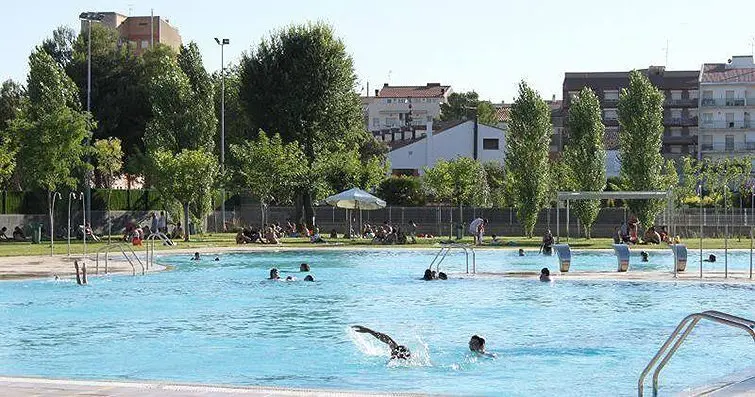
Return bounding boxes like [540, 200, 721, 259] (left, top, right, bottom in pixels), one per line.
[151, 149, 219, 241]
[42, 26, 76, 69]
[439, 91, 497, 125]
[483, 161, 509, 208]
[423, 157, 489, 223]
[507, 81, 551, 237]
[10, 48, 93, 240]
[617, 70, 668, 227]
[212, 64, 250, 151]
[239, 22, 372, 227]
[93, 137, 123, 241]
[68, 23, 150, 161]
[0, 80, 25, 187]
[563, 87, 606, 238]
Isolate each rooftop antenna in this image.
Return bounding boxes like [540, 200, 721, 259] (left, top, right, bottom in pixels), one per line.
[388, 70, 392, 84]
[663, 39, 669, 67]
[751, 36, 755, 57]
[127, 3, 134, 16]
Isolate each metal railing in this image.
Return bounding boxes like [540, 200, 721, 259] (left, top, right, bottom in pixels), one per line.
[699, 120, 752, 129]
[429, 243, 476, 274]
[701, 98, 750, 107]
[638, 310, 755, 397]
[94, 243, 145, 276]
[145, 231, 173, 270]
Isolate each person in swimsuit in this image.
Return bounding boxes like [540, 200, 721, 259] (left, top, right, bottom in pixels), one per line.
[469, 335, 496, 358]
[351, 325, 411, 359]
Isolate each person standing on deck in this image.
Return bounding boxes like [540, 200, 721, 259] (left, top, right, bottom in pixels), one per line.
[469, 218, 487, 246]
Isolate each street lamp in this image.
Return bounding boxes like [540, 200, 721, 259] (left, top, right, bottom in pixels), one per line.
[214, 37, 229, 232]
[79, 12, 104, 225]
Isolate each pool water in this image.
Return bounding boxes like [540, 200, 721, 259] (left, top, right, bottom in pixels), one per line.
[0, 249, 753, 396]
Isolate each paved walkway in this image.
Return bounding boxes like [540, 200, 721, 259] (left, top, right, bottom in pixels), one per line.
[0, 377, 435, 397]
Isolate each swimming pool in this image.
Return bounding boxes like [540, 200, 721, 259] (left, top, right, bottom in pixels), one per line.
[0, 249, 753, 396]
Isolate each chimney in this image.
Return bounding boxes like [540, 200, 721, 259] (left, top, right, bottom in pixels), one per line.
[552, 94, 556, 101]
[425, 121, 434, 169]
[375, 89, 379, 97]
[383, 83, 389, 87]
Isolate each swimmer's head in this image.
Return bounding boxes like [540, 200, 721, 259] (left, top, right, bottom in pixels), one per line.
[640, 251, 649, 261]
[269, 268, 280, 279]
[300, 263, 310, 272]
[304, 274, 315, 282]
[391, 345, 411, 359]
[709, 254, 716, 262]
[431, 270, 438, 279]
[469, 335, 486, 353]
[192, 252, 200, 260]
[423, 268, 433, 280]
[214, 256, 220, 261]
[285, 275, 294, 281]
[518, 248, 525, 256]
[540, 267, 550, 277]
[438, 272, 448, 280]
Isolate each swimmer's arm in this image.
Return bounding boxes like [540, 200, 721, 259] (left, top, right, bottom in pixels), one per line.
[351, 325, 398, 349]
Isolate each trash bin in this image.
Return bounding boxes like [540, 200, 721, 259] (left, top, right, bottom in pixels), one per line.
[456, 223, 464, 240]
[31, 223, 42, 244]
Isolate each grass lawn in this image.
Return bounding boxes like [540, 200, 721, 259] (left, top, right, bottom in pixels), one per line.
[0, 234, 754, 257]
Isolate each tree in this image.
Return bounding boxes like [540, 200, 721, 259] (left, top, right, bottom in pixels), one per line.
[0, 80, 25, 187]
[143, 44, 216, 154]
[376, 176, 426, 206]
[239, 22, 371, 227]
[483, 161, 509, 208]
[212, 64, 250, 151]
[563, 87, 606, 238]
[439, 91, 498, 125]
[42, 26, 76, 68]
[423, 157, 489, 223]
[618, 70, 669, 227]
[93, 138, 123, 241]
[506, 81, 551, 237]
[151, 149, 219, 241]
[11, 48, 93, 241]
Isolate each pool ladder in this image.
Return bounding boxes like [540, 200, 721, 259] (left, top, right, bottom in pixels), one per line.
[94, 243, 145, 276]
[638, 310, 755, 397]
[429, 244, 476, 273]
[145, 232, 173, 270]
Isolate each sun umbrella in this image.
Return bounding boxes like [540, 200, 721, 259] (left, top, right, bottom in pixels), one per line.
[325, 188, 386, 236]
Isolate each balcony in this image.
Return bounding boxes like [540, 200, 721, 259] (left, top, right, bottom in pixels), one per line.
[664, 117, 698, 126]
[699, 121, 753, 129]
[700, 97, 755, 107]
[665, 98, 697, 107]
[699, 141, 755, 153]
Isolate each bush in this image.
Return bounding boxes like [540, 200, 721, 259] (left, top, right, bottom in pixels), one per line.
[376, 176, 426, 206]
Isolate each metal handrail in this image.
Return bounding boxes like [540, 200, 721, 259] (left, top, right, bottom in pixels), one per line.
[638, 310, 755, 396]
[144, 232, 173, 270]
[94, 242, 145, 276]
[429, 244, 476, 274]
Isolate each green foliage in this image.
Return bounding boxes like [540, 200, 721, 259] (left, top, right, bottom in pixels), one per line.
[506, 81, 551, 237]
[563, 87, 606, 237]
[229, 131, 308, 205]
[376, 176, 426, 206]
[93, 137, 123, 188]
[422, 157, 489, 207]
[213, 64, 250, 149]
[439, 91, 497, 126]
[42, 26, 76, 68]
[617, 70, 667, 227]
[143, 44, 216, 155]
[316, 150, 388, 199]
[0, 80, 25, 188]
[483, 161, 509, 208]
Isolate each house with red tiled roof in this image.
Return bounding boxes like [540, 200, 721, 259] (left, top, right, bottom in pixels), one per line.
[366, 83, 452, 131]
[698, 55, 755, 162]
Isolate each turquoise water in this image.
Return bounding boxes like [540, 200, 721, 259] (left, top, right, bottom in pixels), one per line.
[0, 248, 753, 396]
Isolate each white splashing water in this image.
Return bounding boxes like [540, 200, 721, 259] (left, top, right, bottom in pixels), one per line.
[346, 327, 432, 367]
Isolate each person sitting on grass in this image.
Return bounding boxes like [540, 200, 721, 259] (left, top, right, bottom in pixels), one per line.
[539, 267, 552, 282]
[329, 228, 338, 239]
[171, 222, 184, 240]
[13, 226, 26, 241]
[363, 223, 375, 239]
[489, 234, 502, 246]
[310, 228, 326, 244]
[265, 226, 280, 244]
[351, 325, 411, 360]
[0, 226, 8, 241]
[643, 226, 661, 245]
[236, 230, 251, 244]
[469, 335, 496, 358]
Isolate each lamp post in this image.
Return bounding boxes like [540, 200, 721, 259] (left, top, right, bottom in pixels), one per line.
[79, 12, 104, 225]
[214, 37, 229, 232]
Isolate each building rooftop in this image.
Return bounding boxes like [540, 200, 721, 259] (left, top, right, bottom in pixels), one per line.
[563, 67, 699, 92]
[701, 64, 755, 84]
[377, 83, 450, 98]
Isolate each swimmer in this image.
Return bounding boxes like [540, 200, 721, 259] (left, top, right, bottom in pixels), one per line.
[640, 251, 649, 262]
[285, 275, 296, 281]
[423, 268, 434, 281]
[269, 268, 280, 280]
[304, 274, 315, 282]
[469, 335, 496, 358]
[518, 248, 525, 257]
[300, 263, 310, 272]
[351, 325, 411, 360]
[438, 271, 448, 280]
[191, 252, 200, 261]
[704, 254, 716, 263]
[214, 256, 220, 261]
[539, 267, 552, 282]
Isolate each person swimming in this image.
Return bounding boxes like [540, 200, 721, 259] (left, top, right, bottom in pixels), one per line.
[539, 267, 551, 282]
[351, 325, 411, 359]
[640, 251, 649, 262]
[304, 274, 315, 282]
[269, 268, 280, 280]
[285, 275, 296, 281]
[300, 263, 310, 272]
[469, 335, 496, 358]
[191, 252, 200, 261]
[423, 268, 434, 280]
[438, 271, 448, 280]
[518, 248, 525, 257]
[704, 254, 716, 263]
[214, 256, 220, 261]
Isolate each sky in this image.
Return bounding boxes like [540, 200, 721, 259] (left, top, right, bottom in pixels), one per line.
[2, 0, 755, 102]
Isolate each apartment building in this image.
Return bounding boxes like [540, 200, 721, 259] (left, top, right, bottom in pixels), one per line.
[82, 11, 182, 55]
[367, 83, 451, 131]
[562, 66, 700, 160]
[698, 56, 755, 160]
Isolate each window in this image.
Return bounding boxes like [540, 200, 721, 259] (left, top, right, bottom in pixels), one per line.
[702, 135, 713, 150]
[726, 113, 735, 128]
[689, 127, 698, 136]
[386, 118, 397, 127]
[689, 90, 699, 99]
[726, 135, 735, 151]
[426, 116, 432, 122]
[483, 138, 499, 150]
[671, 90, 682, 100]
[141, 40, 149, 49]
[603, 108, 618, 120]
[392, 169, 418, 177]
[372, 118, 379, 127]
[670, 109, 682, 119]
[670, 145, 682, 154]
[604, 90, 619, 101]
[726, 90, 735, 99]
[670, 127, 682, 137]
[702, 113, 713, 123]
[386, 99, 392, 104]
[702, 90, 713, 99]
[689, 108, 698, 119]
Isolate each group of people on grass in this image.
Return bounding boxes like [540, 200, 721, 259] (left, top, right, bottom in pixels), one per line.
[0, 226, 29, 242]
[124, 211, 179, 244]
[615, 217, 679, 246]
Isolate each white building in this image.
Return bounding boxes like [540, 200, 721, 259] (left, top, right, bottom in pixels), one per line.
[698, 55, 755, 161]
[367, 83, 451, 131]
[386, 120, 506, 176]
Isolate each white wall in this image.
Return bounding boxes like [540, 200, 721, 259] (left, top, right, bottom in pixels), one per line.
[388, 121, 506, 174]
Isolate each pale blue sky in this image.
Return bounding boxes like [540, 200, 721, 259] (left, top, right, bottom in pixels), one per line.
[2, 0, 754, 102]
